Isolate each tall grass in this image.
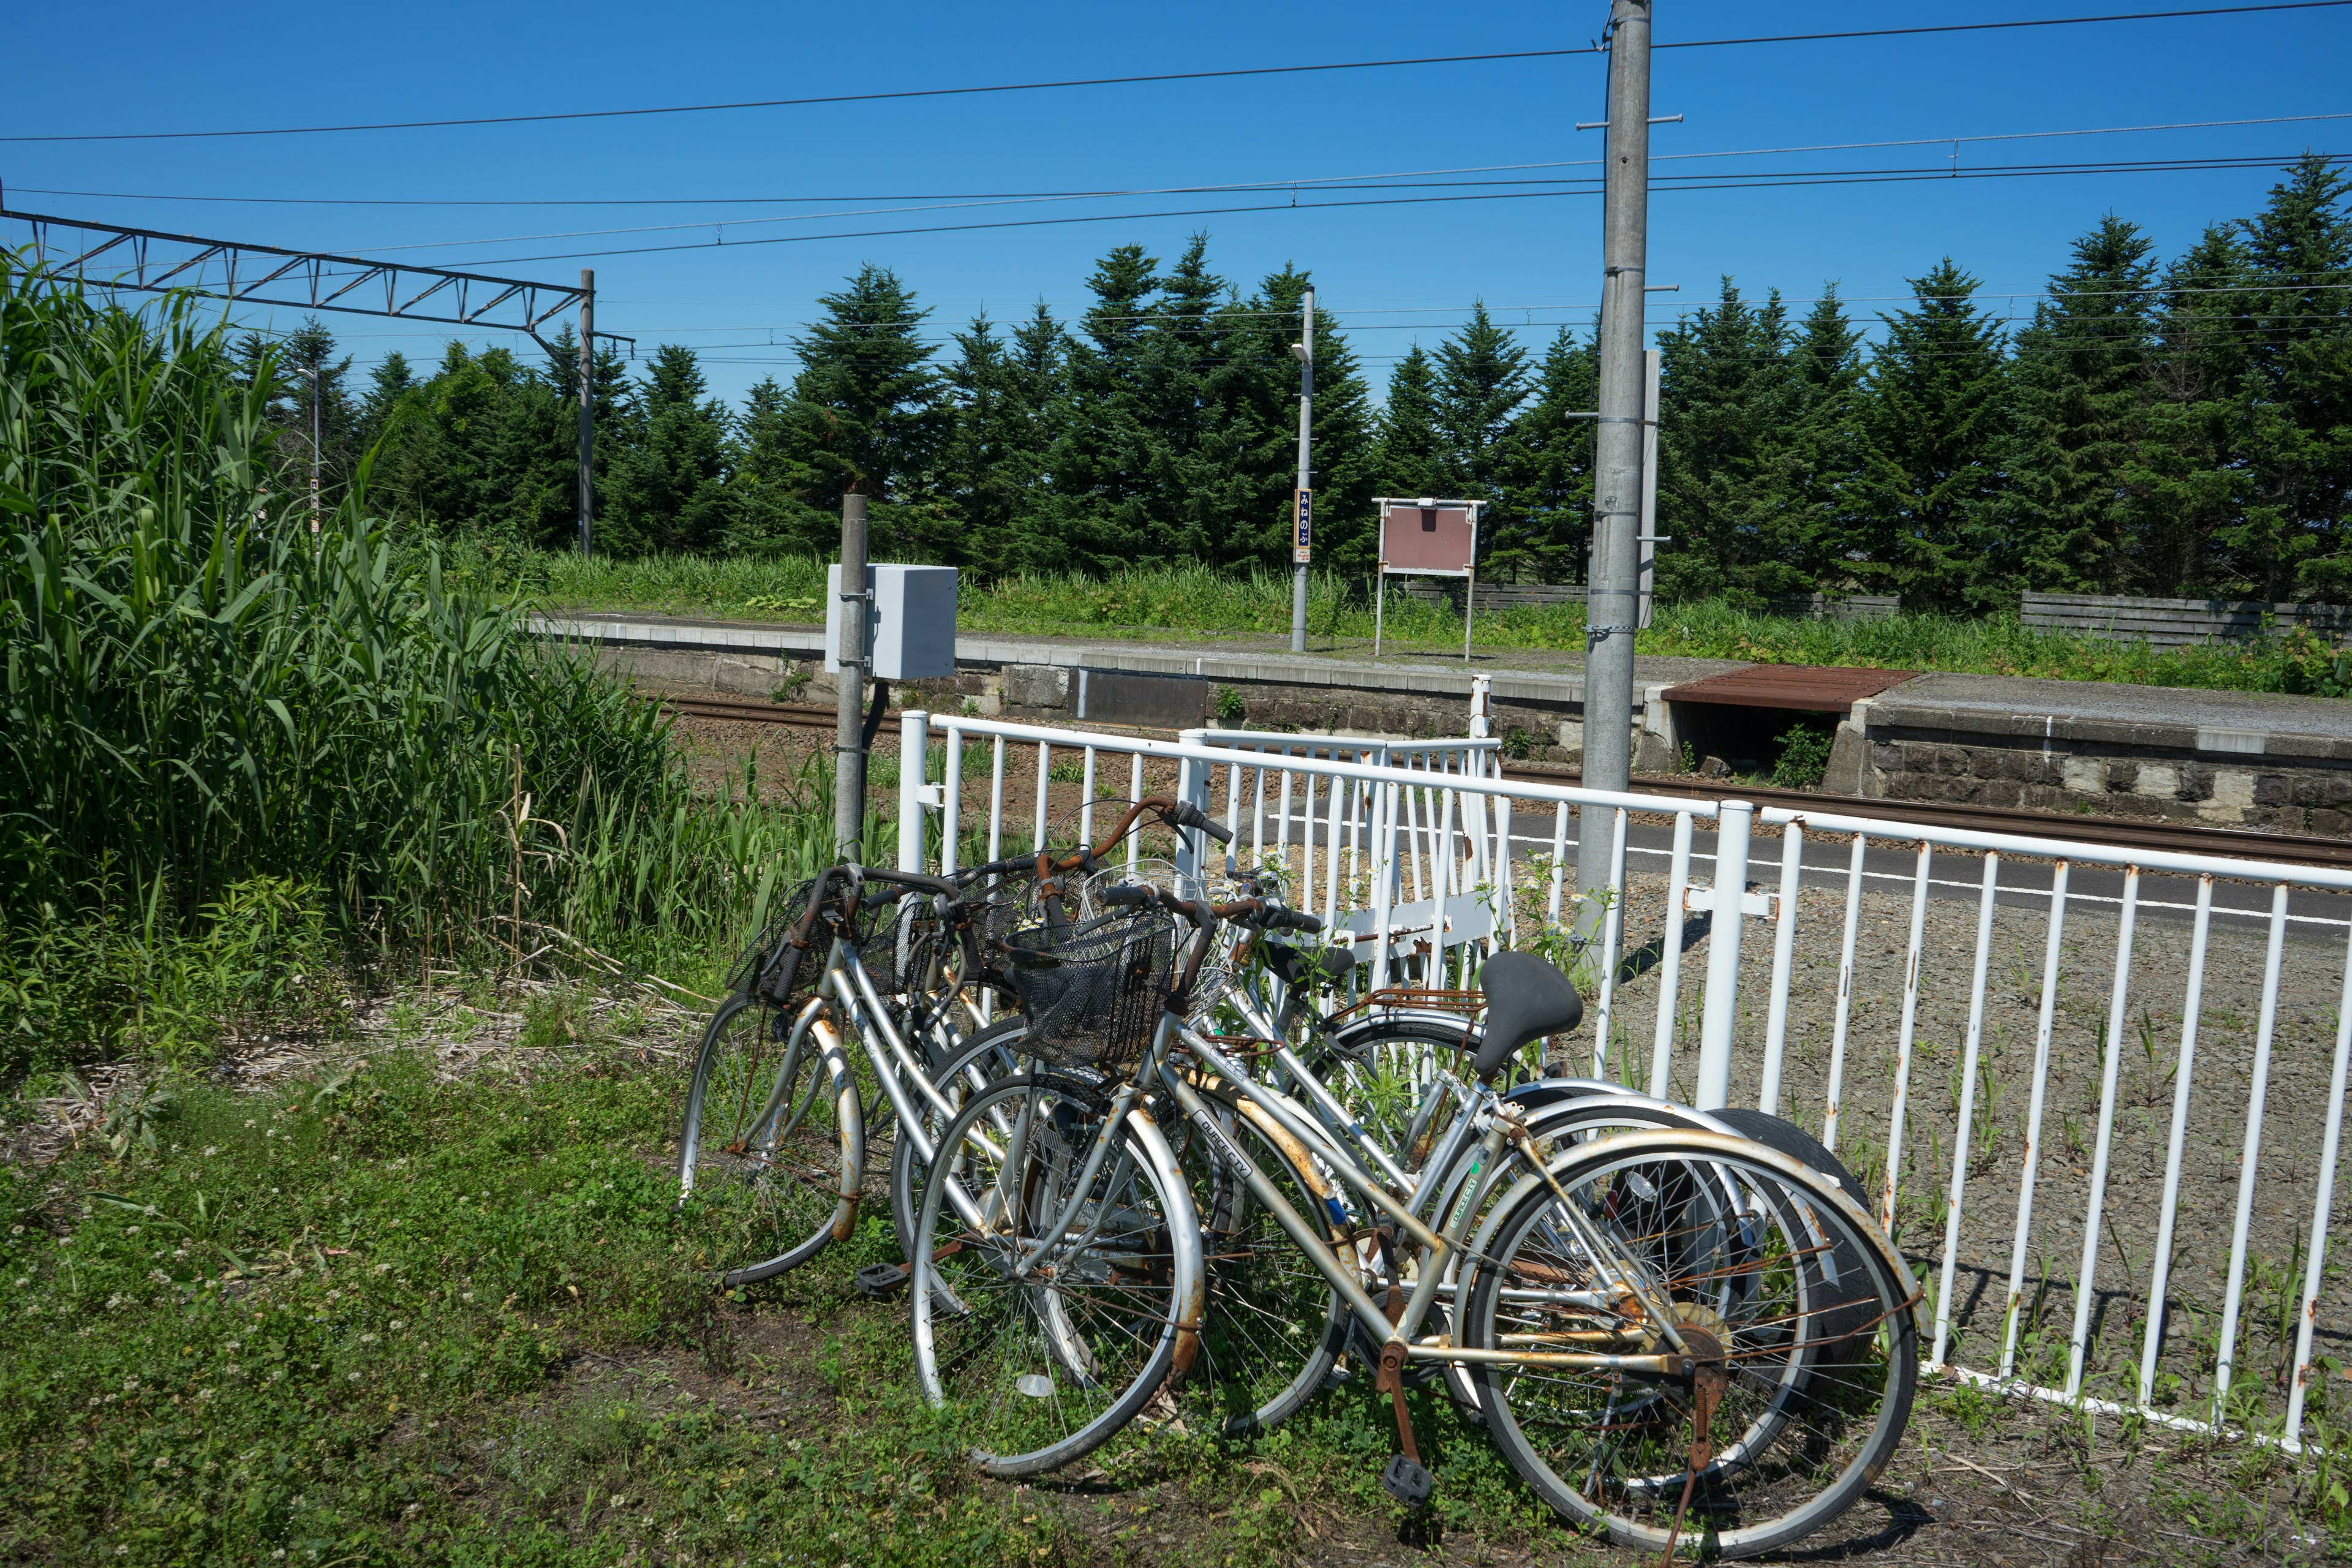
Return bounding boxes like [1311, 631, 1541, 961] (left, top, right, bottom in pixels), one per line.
[0, 261, 838, 1073]
[526, 546, 2352, 696]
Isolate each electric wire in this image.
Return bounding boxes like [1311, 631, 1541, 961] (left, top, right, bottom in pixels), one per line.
[17, 111, 2350, 212]
[417, 150, 2352, 268]
[3, 1, 2345, 145]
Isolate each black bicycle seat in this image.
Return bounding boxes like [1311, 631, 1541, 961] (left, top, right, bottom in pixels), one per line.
[1474, 952, 1583, 1082]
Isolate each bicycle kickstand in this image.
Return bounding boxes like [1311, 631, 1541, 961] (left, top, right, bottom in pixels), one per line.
[1374, 1341, 1434, 1508]
[1656, 1360, 1727, 1566]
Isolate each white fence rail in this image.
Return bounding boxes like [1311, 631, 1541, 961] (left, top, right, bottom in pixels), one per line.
[891, 708, 2352, 1452]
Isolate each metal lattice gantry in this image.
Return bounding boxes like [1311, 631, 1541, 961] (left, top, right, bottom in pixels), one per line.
[1, 207, 584, 337]
[1, 208, 630, 552]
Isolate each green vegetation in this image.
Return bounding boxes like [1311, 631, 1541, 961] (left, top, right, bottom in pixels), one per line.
[0, 263, 845, 1079]
[0, 1030, 1550, 1567]
[521, 548, 2352, 698]
[303, 162, 2351, 612]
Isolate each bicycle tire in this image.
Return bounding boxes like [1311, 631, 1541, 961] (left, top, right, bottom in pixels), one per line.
[1166, 1086, 1351, 1438]
[888, 1014, 1034, 1257]
[910, 1072, 1204, 1479]
[1462, 1132, 1918, 1559]
[676, 991, 861, 1287]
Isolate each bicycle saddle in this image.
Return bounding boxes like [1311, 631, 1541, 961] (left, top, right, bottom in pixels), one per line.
[1474, 951, 1583, 1082]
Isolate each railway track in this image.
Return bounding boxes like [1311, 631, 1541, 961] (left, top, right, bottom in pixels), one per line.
[658, 694, 2352, 871]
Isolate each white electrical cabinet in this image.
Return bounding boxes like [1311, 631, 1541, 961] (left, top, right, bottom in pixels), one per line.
[825, 564, 958, 680]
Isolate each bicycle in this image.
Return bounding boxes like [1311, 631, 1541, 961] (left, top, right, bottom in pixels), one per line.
[677, 796, 1234, 1287]
[908, 888, 1920, 1557]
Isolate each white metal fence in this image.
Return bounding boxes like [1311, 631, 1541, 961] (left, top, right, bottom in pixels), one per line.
[891, 707, 2352, 1453]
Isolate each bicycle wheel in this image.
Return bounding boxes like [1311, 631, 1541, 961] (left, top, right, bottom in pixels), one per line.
[1167, 1087, 1350, 1437]
[1461, 1132, 1917, 1560]
[1302, 1014, 1480, 1173]
[910, 1072, 1203, 1479]
[889, 1014, 1033, 1257]
[676, 992, 861, 1287]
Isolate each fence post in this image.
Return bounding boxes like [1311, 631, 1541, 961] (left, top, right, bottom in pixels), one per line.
[1176, 727, 1210, 882]
[1694, 799, 1754, 1110]
[897, 710, 930, 874]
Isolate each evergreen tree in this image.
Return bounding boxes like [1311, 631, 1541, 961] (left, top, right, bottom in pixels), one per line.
[1047, 244, 1163, 570]
[1375, 345, 1448, 501]
[1653, 281, 1797, 601]
[1431, 304, 1532, 522]
[1778, 287, 1872, 590]
[273, 318, 360, 510]
[783, 264, 949, 559]
[2127, 227, 2252, 596]
[2009, 217, 2159, 592]
[1213, 263, 1378, 572]
[1493, 325, 1598, 582]
[1855, 259, 2013, 609]
[601, 345, 737, 557]
[1139, 236, 1248, 564]
[2230, 156, 2352, 598]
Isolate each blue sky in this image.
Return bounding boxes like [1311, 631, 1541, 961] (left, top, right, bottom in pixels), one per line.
[4, 1, 2348, 405]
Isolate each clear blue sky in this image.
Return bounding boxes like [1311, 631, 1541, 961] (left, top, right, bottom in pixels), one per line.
[4, 1, 2348, 405]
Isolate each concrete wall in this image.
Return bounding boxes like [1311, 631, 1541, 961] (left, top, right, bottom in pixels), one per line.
[1832, 696, 2352, 835]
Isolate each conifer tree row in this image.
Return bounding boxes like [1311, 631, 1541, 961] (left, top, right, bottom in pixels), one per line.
[294, 162, 2350, 607]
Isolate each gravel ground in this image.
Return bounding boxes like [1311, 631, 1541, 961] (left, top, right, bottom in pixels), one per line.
[1541, 865, 2352, 1436]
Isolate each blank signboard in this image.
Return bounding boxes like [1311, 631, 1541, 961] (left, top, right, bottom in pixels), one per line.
[1380, 503, 1476, 575]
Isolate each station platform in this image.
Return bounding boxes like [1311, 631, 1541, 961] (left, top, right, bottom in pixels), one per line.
[533, 611, 2352, 835]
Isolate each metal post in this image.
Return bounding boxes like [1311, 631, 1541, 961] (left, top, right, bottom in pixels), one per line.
[1175, 727, 1210, 884]
[576, 269, 595, 556]
[1693, 799, 1751, 1110]
[834, 491, 870, 861]
[1637, 348, 1660, 629]
[1577, 0, 1653, 905]
[1290, 284, 1315, 654]
[897, 710, 930, 873]
[309, 364, 322, 532]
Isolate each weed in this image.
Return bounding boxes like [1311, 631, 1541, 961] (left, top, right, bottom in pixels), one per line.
[1214, 685, 1247, 726]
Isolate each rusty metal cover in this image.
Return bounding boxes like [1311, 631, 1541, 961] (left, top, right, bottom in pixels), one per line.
[1659, 663, 1918, 712]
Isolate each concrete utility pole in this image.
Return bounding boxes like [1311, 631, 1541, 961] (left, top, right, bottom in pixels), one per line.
[1578, 0, 1653, 905]
[834, 490, 870, 861]
[1289, 284, 1315, 654]
[576, 269, 595, 556]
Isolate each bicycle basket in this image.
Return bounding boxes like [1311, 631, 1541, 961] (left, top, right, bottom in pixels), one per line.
[739, 876, 821, 1010]
[1003, 908, 1180, 1071]
[855, 889, 952, 1002]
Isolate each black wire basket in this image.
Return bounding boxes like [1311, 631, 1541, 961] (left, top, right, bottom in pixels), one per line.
[1001, 908, 1180, 1071]
[740, 876, 821, 1011]
[854, 888, 950, 1002]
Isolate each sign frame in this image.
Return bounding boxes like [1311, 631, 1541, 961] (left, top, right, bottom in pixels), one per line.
[1371, 496, 1486, 663]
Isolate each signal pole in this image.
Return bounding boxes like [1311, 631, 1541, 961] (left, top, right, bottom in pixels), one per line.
[834, 490, 870, 861]
[1289, 284, 1315, 654]
[577, 269, 595, 556]
[1578, 0, 1653, 905]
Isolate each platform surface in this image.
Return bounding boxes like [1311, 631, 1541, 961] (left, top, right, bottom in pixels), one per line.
[535, 612, 2352, 750]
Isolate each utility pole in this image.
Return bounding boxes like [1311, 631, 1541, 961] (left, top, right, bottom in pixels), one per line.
[834, 490, 870, 861]
[1289, 284, 1315, 655]
[290, 362, 322, 532]
[576, 269, 595, 556]
[1578, 0, 1653, 908]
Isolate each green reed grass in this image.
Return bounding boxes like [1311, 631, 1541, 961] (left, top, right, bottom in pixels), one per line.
[0, 261, 845, 1072]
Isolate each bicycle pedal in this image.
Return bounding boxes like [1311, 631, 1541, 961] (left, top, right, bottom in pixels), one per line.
[854, 1263, 910, 1297]
[1379, 1454, 1434, 1507]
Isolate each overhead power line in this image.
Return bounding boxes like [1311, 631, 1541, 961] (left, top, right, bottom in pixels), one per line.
[19, 112, 2352, 210]
[4, 2, 2345, 145]
[413, 150, 2346, 269]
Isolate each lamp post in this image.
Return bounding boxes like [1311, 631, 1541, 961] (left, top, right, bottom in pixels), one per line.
[289, 361, 322, 531]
